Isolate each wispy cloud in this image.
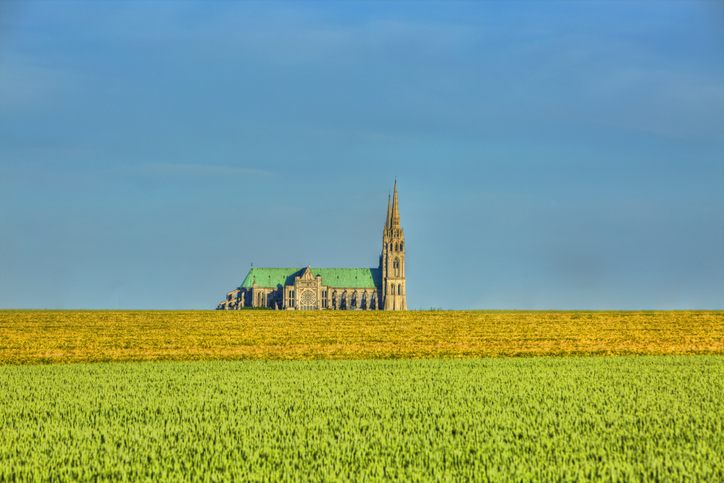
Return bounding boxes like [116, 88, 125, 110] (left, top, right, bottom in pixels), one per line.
[125, 162, 271, 178]
[0, 53, 78, 111]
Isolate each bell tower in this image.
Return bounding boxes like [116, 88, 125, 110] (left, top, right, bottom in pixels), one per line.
[381, 180, 407, 310]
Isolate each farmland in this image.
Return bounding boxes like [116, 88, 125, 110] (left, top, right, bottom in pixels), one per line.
[0, 356, 721, 480]
[2, 310, 721, 480]
[0, 310, 722, 363]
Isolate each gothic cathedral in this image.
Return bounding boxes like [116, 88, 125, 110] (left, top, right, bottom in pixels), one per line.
[217, 181, 407, 310]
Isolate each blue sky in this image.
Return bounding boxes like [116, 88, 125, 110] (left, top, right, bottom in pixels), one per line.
[1, 1, 723, 309]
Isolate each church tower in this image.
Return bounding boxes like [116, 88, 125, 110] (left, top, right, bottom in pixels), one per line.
[381, 180, 407, 310]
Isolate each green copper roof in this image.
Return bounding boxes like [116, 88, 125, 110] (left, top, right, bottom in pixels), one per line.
[240, 267, 381, 289]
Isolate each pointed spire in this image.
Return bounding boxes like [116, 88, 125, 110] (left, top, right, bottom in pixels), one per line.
[385, 192, 392, 229]
[391, 179, 400, 227]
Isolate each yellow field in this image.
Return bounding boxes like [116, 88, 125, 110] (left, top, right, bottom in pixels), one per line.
[1, 310, 722, 364]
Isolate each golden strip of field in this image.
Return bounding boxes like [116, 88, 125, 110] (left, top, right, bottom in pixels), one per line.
[0, 310, 722, 363]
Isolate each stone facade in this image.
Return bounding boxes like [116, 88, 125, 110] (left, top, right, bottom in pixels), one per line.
[216, 181, 407, 311]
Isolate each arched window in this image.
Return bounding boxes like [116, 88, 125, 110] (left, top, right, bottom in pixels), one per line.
[390, 283, 395, 295]
[398, 284, 402, 295]
[393, 258, 400, 277]
[400, 242, 404, 251]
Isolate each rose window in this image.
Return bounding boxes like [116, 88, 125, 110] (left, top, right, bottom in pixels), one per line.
[300, 290, 317, 309]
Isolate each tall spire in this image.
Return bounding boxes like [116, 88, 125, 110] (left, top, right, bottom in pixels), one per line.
[391, 179, 400, 227]
[385, 193, 392, 229]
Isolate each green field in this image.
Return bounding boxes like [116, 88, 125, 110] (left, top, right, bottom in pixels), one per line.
[1, 356, 722, 480]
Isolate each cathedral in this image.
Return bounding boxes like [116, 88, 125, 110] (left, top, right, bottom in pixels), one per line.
[216, 181, 407, 311]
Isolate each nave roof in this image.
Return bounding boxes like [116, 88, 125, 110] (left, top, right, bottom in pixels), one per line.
[240, 267, 381, 289]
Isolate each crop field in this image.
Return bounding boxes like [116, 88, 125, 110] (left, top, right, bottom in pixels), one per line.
[2, 311, 721, 480]
[0, 356, 721, 480]
[1, 310, 722, 363]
